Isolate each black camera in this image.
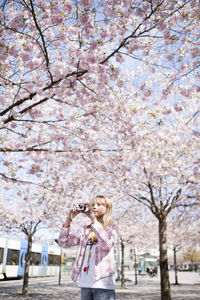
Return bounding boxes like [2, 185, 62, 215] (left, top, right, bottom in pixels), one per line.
[77, 203, 87, 211]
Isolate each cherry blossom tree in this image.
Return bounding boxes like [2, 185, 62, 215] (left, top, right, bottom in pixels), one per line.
[115, 203, 159, 288]
[77, 105, 199, 300]
[1, 0, 199, 182]
[167, 209, 200, 285]
[183, 247, 200, 270]
[0, 1, 200, 299]
[1, 181, 66, 294]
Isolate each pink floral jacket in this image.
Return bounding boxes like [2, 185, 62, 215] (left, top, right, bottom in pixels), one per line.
[58, 221, 118, 282]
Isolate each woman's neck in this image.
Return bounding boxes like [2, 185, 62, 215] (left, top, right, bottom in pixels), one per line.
[96, 216, 104, 225]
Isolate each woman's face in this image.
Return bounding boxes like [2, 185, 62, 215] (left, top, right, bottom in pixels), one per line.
[92, 200, 107, 218]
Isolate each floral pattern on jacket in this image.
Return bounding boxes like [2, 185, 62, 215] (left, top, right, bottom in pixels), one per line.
[58, 221, 118, 282]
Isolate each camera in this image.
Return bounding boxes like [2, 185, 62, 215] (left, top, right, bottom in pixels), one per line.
[77, 203, 87, 211]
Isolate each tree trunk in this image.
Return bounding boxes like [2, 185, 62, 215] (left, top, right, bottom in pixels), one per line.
[159, 217, 171, 300]
[120, 238, 125, 289]
[22, 235, 32, 295]
[173, 246, 179, 285]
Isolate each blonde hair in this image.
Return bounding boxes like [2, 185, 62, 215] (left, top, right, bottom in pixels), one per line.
[91, 195, 113, 228]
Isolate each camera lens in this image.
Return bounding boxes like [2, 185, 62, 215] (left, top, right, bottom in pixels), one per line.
[77, 203, 86, 211]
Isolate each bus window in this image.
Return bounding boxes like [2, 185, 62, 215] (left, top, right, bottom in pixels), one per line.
[30, 252, 41, 266]
[48, 254, 54, 265]
[6, 249, 19, 265]
[0, 248, 4, 264]
[54, 255, 60, 265]
[48, 254, 60, 265]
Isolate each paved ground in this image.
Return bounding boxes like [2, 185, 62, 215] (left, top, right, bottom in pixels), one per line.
[0, 271, 199, 300]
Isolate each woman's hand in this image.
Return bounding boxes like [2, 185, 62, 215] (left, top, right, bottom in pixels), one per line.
[83, 202, 96, 224]
[63, 204, 80, 228]
[70, 203, 81, 219]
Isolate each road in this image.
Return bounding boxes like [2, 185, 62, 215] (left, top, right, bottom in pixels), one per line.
[0, 271, 199, 300]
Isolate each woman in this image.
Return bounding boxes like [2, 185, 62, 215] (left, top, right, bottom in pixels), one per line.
[58, 195, 118, 300]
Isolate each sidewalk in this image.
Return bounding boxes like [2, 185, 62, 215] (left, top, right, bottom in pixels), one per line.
[0, 272, 199, 300]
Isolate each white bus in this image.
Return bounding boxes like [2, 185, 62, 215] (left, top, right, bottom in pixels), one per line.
[0, 236, 61, 279]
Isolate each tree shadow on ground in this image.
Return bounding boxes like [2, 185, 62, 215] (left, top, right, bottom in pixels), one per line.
[0, 286, 80, 300]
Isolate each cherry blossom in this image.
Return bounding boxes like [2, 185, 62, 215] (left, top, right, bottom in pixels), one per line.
[0, 1, 199, 299]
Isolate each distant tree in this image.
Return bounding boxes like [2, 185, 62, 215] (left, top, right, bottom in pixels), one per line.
[183, 248, 200, 270]
[115, 200, 159, 288]
[1, 184, 68, 295]
[167, 209, 200, 284]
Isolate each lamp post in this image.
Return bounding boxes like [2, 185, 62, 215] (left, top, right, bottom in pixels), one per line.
[134, 247, 138, 285]
[55, 239, 62, 286]
[58, 246, 62, 286]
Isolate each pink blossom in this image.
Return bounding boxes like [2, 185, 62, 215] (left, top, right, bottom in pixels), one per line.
[75, 49, 84, 59]
[79, 14, 89, 25]
[116, 80, 123, 88]
[142, 3, 151, 11]
[0, 10, 4, 19]
[174, 105, 182, 112]
[91, 125, 99, 131]
[28, 24, 35, 31]
[128, 40, 140, 52]
[196, 86, 200, 92]
[193, 167, 199, 175]
[24, 45, 33, 52]
[169, 75, 177, 81]
[164, 32, 170, 41]
[180, 64, 186, 72]
[31, 109, 43, 117]
[51, 15, 63, 25]
[89, 41, 98, 51]
[80, 0, 92, 7]
[59, 32, 66, 41]
[107, 8, 117, 18]
[21, 53, 30, 62]
[8, 47, 18, 57]
[43, 12, 49, 19]
[11, 110, 18, 118]
[97, 65, 106, 75]
[45, 31, 54, 40]
[166, 54, 173, 62]
[193, 61, 199, 68]
[144, 90, 152, 97]
[191, 51, 197, 58]
[116, 54, 124, 63]
[86, 64, 96, 73]
[136, 8, 144, 18]
[99, 30, 108, 39]
[54, 40, 61, 48]
[0, 95, 6, 104]
[63, 3, 72, 12]
[180, 89, 190, 97]
[157, 22, 166, 31]
[163, 109, 172, 115]
[87, 54, 97, 64]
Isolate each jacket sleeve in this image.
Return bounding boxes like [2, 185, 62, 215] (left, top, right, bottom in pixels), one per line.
[91, 221, 118, 251]
[58, 227, 81, 248]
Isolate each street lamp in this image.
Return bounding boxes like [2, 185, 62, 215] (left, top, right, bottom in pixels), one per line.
[134, 247, 138, 285]
[55, 239, 62, 286]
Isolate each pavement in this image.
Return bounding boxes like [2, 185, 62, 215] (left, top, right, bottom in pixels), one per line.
[0, 271, 200, 300]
